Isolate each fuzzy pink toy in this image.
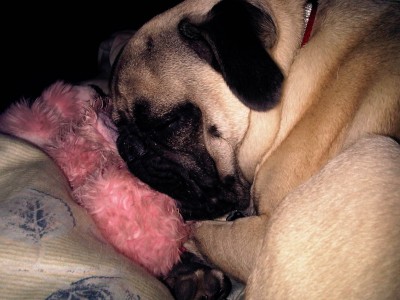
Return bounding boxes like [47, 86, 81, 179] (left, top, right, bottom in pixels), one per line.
[0, 81, 190, 276]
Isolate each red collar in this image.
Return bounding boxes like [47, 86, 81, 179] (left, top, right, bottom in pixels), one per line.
[301, 1, 318, 46]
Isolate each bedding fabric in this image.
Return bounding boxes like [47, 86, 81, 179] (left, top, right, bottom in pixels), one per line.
[0, 133, 174, 299]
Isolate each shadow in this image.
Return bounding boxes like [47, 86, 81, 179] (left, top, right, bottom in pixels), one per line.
[3, 1, 182, 112]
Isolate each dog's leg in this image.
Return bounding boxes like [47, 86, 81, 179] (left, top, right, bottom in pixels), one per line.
[193, 214, 268, 282]
[247, 135, 400, 299]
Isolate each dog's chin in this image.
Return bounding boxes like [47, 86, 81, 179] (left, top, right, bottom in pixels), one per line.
[124, 156, 251, 221]
[117, 134, 251, 221]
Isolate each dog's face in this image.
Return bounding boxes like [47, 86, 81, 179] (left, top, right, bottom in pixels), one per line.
[111, 0, 284, 220]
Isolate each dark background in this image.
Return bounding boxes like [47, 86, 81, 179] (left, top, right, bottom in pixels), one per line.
[2, 1, 182, 112]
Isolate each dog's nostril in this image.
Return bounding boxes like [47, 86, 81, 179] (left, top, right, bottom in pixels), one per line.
[133, 141, 146, 157]
[119, 137, 147, 162]
[210, 197, 218, 205]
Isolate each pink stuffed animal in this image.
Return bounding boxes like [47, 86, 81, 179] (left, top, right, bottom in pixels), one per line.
[0, 81, 190, 276]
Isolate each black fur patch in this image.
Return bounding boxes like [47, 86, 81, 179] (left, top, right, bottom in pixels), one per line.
[164, 251, 232, 300]
[179, 0, 284, 111]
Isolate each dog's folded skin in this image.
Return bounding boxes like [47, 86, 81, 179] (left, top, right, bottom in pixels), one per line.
[195, 0, 400, 282]
[111, 0, 400, 298]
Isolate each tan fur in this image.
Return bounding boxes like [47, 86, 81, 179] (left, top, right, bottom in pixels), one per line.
[111, 0, 400, 298]
[247, 135, 400, 299]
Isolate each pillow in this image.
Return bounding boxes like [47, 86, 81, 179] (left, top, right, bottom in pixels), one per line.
[0, 133, 174, 299]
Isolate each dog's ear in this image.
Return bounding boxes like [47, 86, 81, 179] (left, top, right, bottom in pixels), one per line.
[179, 0, 283, 111]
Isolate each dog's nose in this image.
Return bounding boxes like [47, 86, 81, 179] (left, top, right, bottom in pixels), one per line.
[117, 134, 147, 163]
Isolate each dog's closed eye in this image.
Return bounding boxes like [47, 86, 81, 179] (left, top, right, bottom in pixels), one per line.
[208, 125, 221, 138]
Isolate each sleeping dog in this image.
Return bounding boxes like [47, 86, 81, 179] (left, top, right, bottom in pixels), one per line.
[111, 0, 400, 298]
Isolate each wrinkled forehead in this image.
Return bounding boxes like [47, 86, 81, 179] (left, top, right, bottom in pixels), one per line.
[111, 0, 223, 111]
[120, 0, 222, 57]
[154, 0, 222, 22]
[136, 0, 267, 29]
[115, 0, 271, 69]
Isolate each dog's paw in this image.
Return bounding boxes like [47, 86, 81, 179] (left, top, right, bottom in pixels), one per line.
[163, 251, 232, 300]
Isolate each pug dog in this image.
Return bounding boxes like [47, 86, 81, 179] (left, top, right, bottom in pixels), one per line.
[110, 0, 400, 298]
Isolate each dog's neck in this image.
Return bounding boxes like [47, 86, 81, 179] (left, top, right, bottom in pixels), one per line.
[238, 1, 319, 182]
[267, 0, 309, 74]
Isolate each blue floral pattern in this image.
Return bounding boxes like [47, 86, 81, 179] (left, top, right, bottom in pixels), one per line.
[0, 188, 75, 243]
[46, 276, 141, 300]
